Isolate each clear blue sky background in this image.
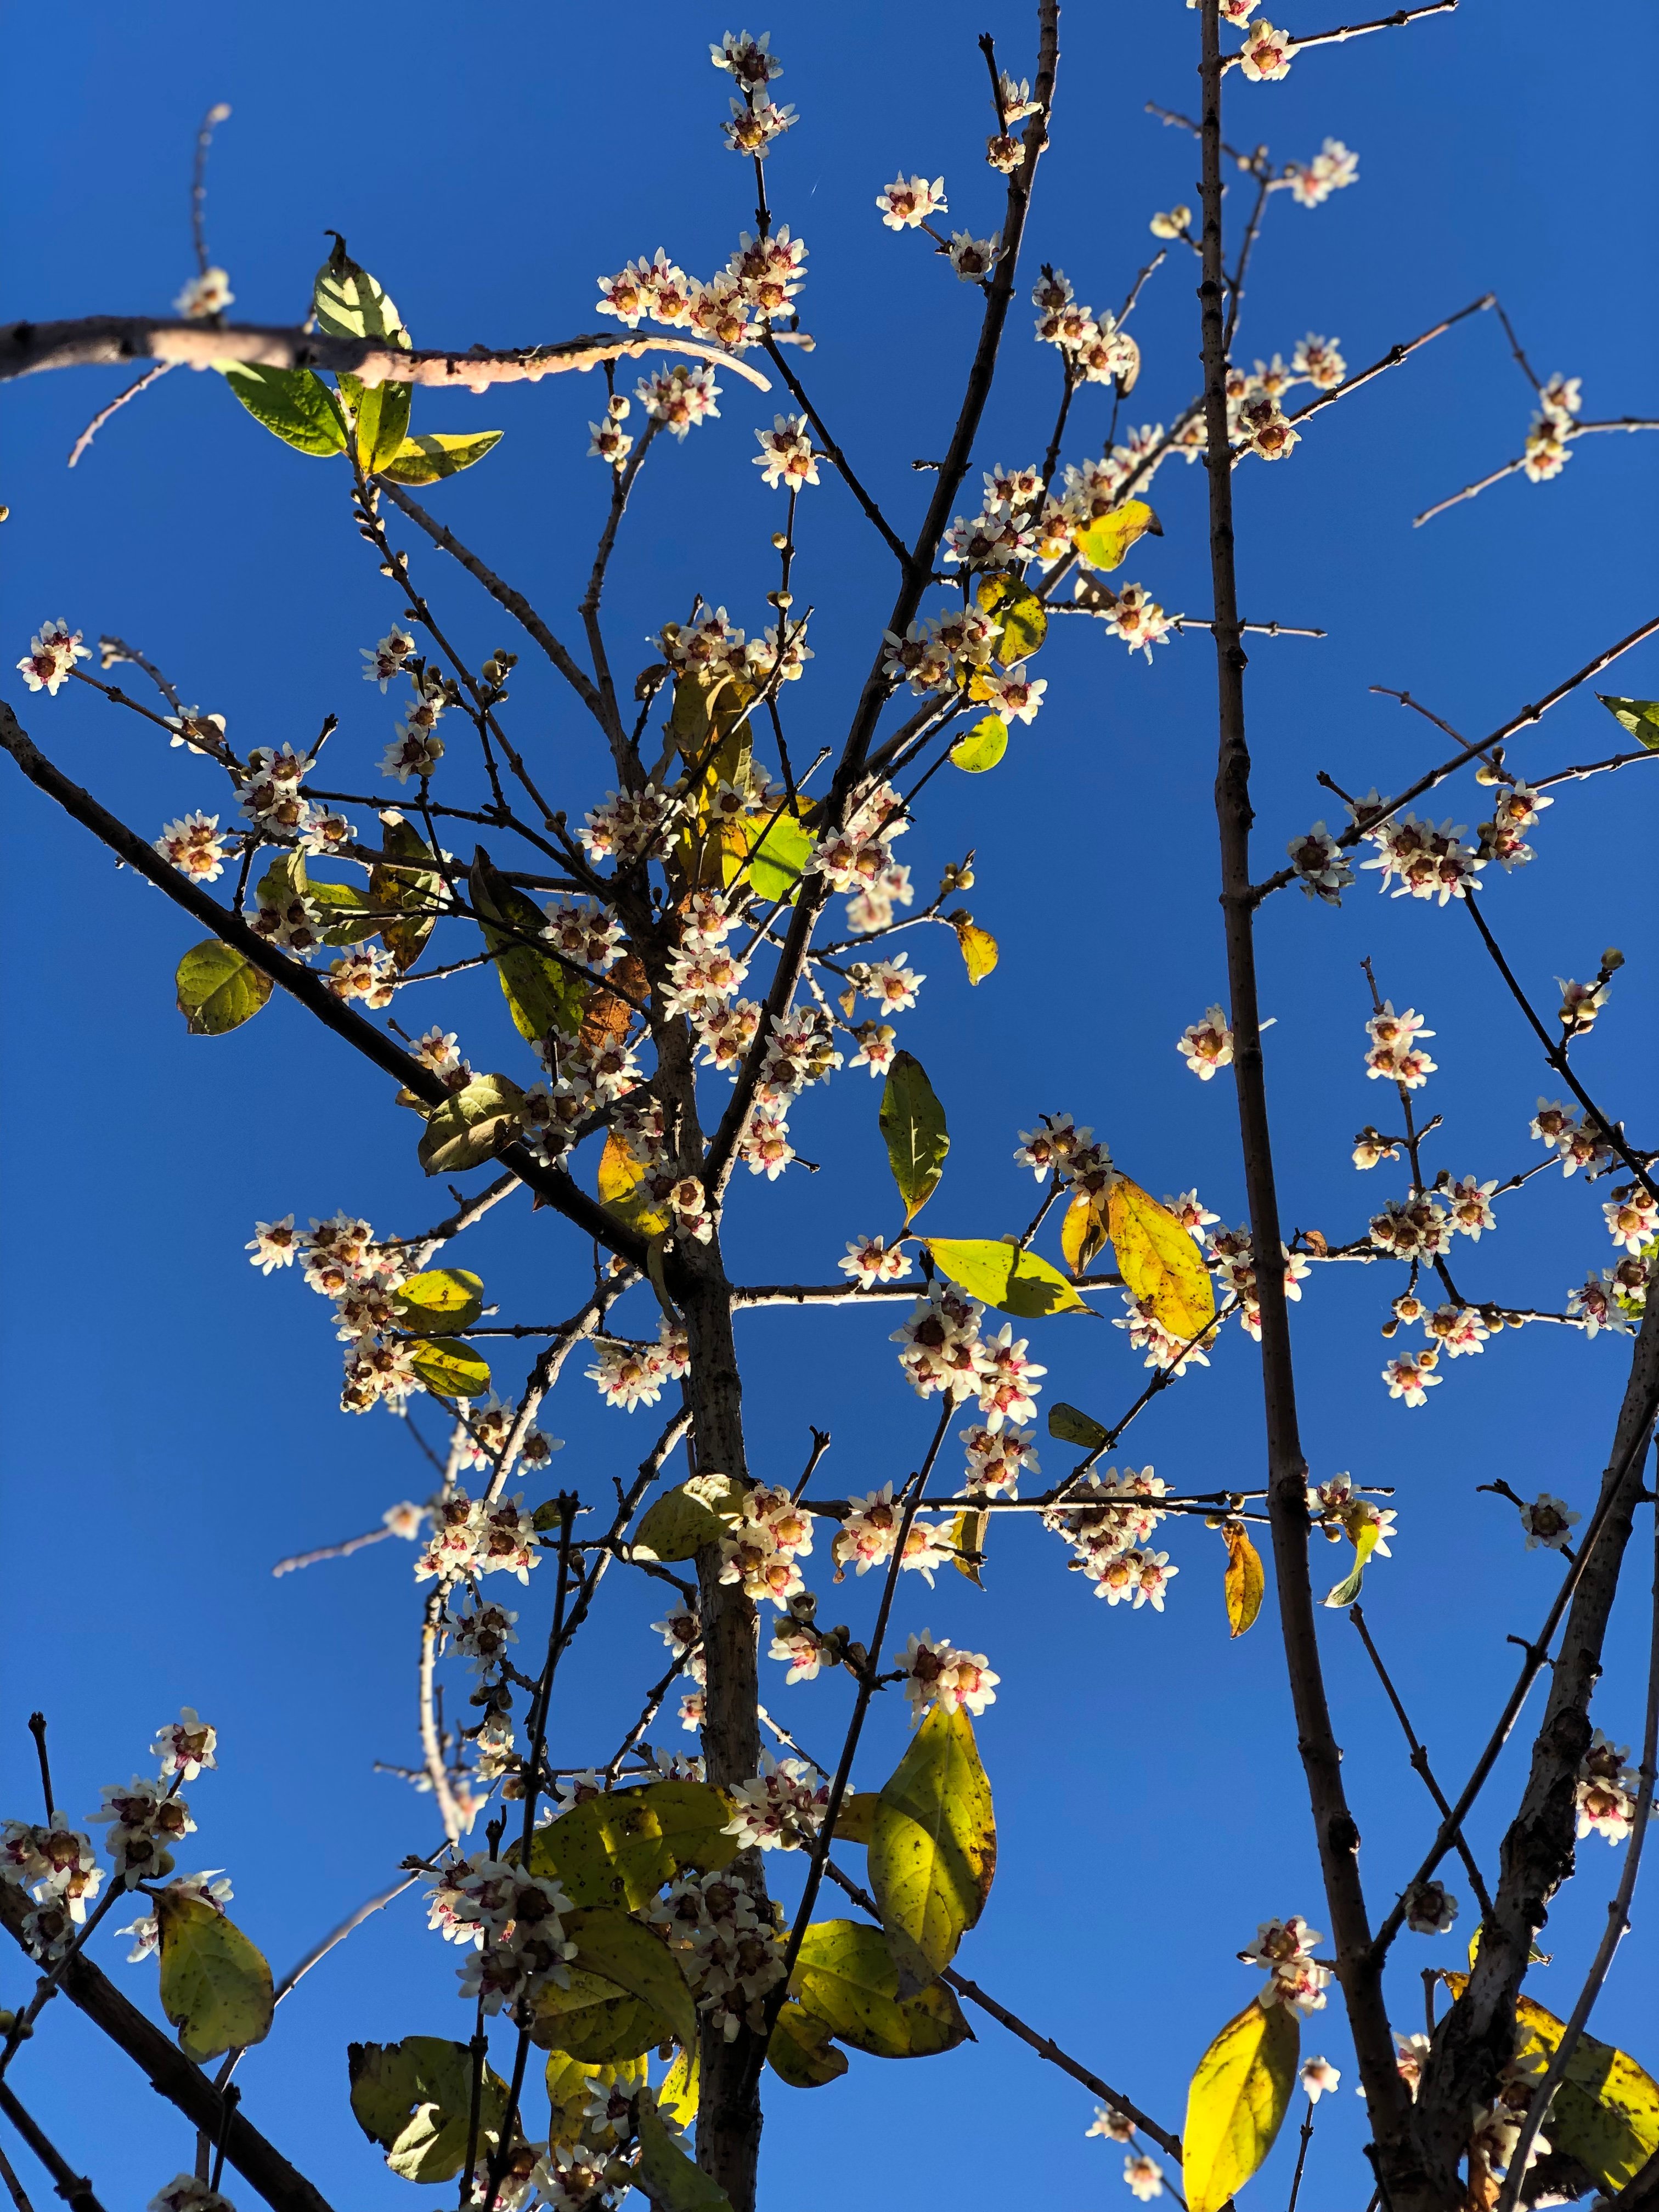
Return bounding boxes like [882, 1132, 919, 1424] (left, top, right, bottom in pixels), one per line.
[4, 3, 1657, 2207]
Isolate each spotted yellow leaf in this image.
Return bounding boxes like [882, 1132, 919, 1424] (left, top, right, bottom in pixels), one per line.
[1074, 499, 1161, 573]
[1105, 1177, 1215, 1339]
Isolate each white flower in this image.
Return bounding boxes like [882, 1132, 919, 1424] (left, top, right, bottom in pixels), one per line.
[722, 1754, 828, 1851]
[877, 174, 947, 229]
[174, 268, 234, 319]
[1238, 21, 1296, 80]
[1087, 2107, 1138, 2143]
[1518, 1494, 1579, 1551]
[946, 231, 1001, 281]
[1124, 2154, 1165, 2200]
[153, 1709, 217, 1782]
[1178, 1006, 1234, 1080]
[1300, 2056, 1341, 2102]
[753, 413, 818, 490]
[16, 620, 90, 696]
[839, 1235, 912, 1290]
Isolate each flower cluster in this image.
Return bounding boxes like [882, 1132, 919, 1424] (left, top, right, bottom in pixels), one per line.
[650, 1867, 786, 2039]
[1284, 138, 1359, 207]
[961, 1421, 1040, 1499]
[1476, 777, 1551, 870]
[1523, 371, 1582, 484]
[889, 1280, 1046, 1429]
[1202, 1223, 1308, 1344]
[719, 1482, 815, 1607]
[897, 1629, 1000, 1717]
[87, 1775, 196, 1890]
[723, 1754, 829, 1851]
[380, 663, 451, 786]
[1, 1813, 104, 1963]
[415, 1492, 540, 1588]
[595, 224, 807, 354]
[831, 1483, 954, 1584]
[15, 618, 91, 696]
[426, 1854, 577, 2012]
[588, 1319, 691, 1410]
[1239, 1915, 1330, 2014]
[154, 810, 230, 884]
[1364, 1002, 1436, 1088]
[712, 29, 796, 157]
[1042, 1469, 1177, 1610]
[1530, 1099, 1614, 1180]
[1031, 268, 1140, 388]
[1357, 805, 1486, 905]
[808, 783, 913, 934]
[1286, 822, 1354, 904]
[1575, 1730, 1638, 1843]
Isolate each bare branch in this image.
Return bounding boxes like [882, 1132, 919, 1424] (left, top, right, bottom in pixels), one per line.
[0, 2089, 103, 2212]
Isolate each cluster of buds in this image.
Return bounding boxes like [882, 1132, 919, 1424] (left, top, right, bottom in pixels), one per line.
[1238, 1916, 1330, 2014]
[414, 1492, 540, 1588]
[1368, 1195, 1453, 1263]
[579, 783, 674, 865]
[1042, 1468, 1177, 1610]
[722, 1754, 829, 1851]
[896, 1629, 1000, 1717]
[767, 1590, 855, 1683]
[650, 1869, 786, 2038]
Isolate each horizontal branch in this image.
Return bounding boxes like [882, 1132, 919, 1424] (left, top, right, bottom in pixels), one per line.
[731, 1269, 1124, 1307]
[0, 317, 772, 394]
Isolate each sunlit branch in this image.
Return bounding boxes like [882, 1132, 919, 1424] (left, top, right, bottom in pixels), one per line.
[1219, 1, 1458, 74]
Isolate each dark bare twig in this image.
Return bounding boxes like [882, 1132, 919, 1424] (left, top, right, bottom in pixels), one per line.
[0, 2089, 104, 2212]
[25, 1718, 52, 1825]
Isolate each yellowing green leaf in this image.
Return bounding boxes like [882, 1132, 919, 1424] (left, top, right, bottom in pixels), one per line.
[949, 1505, 989, 1587]
[1596, 695, 1659, 749]
[529, 1780, 738, 1909]
[1060, 1190, 1109, 1273]
[599, 1132, 672, 1237]
[880, 1052, 949, 1225]
[768, 2002, 850, 2089]
[952, 918, 999, 985]
[1322, 1517, 1380, 1610]
[313, 236, 407, 345]
[544, 2055, 645, 2148]
[342, 371, 413, 475]
[631, 1477, 745, 1565]
[657, 2041, 699, 2127]
[349, 2036, 507, 2183]
[949, 714, 1008, 774]
[379, 431, 505, 484]
[175, 940, 273, 1036]
[789, 1921, 971, 2059]
[372, 816, 443, 972]
[869, 1703, 996, 1984]
[155, 1893, 274, 2064]
[304, 876, 385, 946]
[738, 802, 816, 905]
[409, 1335, 492, 1401]
[1181, 1998, 1299, 2212]
[635, 2088, 732, 2210]
[831, 1793, 882, 1847]
[1223, 1523, 1265, 1637]
[528, 1964, 663, 2064]
[1513, 1994, 1659, 2190]
[924, 1238, 1090, 1318]
[1107, 1178, 1216, 1340]
[1074, 499, 1161, 573]
[471, 854, 588, 1046]
[416, 1072, 527, 1176]
[221, 363, 347, 457]
[974, 572, 1048, 661]
[393, 1268, 484, 1335]
[563, 1905, 696, 2050]
[1047, 1401, 1109, 1449]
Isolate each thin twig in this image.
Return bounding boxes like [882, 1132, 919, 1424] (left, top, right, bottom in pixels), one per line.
[0, 2090, 104, 2212]
[65, 362, 176, 469]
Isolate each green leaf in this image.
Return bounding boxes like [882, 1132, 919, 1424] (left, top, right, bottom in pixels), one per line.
[869, 1704, 996, 1984]
[393, 1268, 485, 1335]
[1074, 499, 1161, 573]
[924, 1238, 1089, 1318]
[529, 1780, 738, 1910]
[949, 714, 1008, 774]
[221, 363, 347, 457]
[254, 850, 307, 911]
[471, 853, 587, 1046]
[1107, 1177, 1216, 1340]
[1322, 1516, 1380, 1609]
[635, 2089, 732, 2211]
[975, 572, 1048, 662]
[528, 1965, 665, 2064]
[373, 816, 444, 972]
[1223, 1523, 1265, 1637]
[175, 940, 273, 1036]
[342, 373, 413, 474]
[379, 432, 505, 484]
[416, 1072, 527, 1176]
[599, 1132, 673, 1237]
[1181, 1997, 1299, 2212]
[545, 2054, 645, 2147]
[155, 1894, 274, 2064]
[563, 1905, 696, 2050]
[313, 235, 408, 344]
[304, 876, 385, 946]
[789, 1921, 972, 2059]
[738, 802, 816, 905]
[348, 2036, 507, 2183]
[657, 2041, 699, 2127]
[1047, 1401, 1109, 1449]
[632, 1477, 745, 1565]
[1596, 695, 1659, 749]
[879, 1052, 950, 1226]
[768, 2002, 850, 2089]
[409, 1336, 492, 1401]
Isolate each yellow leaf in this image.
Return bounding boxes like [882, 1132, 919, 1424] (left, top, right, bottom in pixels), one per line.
[1513, 1994, 1659, 2191]
[155, 1894, 274, 2064]
[392, 1268, 484, 1335]
[869, 1703, 996, 1983]
[350, 2036, 508, 2183]
[1322, 1517, 1380, 1610]
[949, 714, 1008, 773]
[636, 2086, 733, 2208]
[377, 431, 504, 484]
[1061, 1190, 1108, 1273]
[1181, 1998, 1299, 2212]
[1107, 1178, 1216, 1339]
[831, 1792, 882, 1847]
[657, 2041, 699, 2128]
[767, 2002, 849, 2089]
[949, 1505, 989, 1586]
[789, 1921, 971, 2059]
[598, 1131, 672, 1235]
[925, 1237, 1090, 1317]
[529, 1779, 738, 1908]
[974, 572, 1048, 661]
[952, 919, 999, 985]
[1074, 499, 1161, 573]
[1223, 1523, 1265, 1637]
[544, 2055, 644, 2148]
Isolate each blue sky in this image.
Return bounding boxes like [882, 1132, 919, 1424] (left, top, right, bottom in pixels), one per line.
[4, 2, 1657, 2207]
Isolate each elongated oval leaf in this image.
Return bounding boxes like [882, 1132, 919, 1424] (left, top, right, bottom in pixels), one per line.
[830, 1793, 882, 1847]
[380, 432, 505, 484]
[1047, 1401, 1109, 1449]
[349, 2035, 507, 2183]
[925, 1238, 1089, 1318]
[1223, 1524, 1265, 1637]
[740, 804, 816, 905]
[1181, 1997, 1299, 2212]
[221, 363, 346, 457]
[394, 1268, 485, 1334]
[1074, 499, 1161, 573]
[529, 1779, 738, 1909]
[471, 855, 587, 1046]
[340, 371, 413, 475]
[635, 2089, 732, 2210]
[417, 1073, 527, 1176]
[789, 1921, 971, 2059]
[1322, 1517, 1380, 1610]
[1596, 695, 1659, 749]
[155, 1893, 273, 2063]
[304, 876, 385, 946]
[409, 1336, 492, 1401]
[632, 1476, 744, 1564]
[314, 238, 407, 344]
[952, 919, 999, 985]
[879, 1052, 950, 1224]
[176, 940, 273, 1036]
[1061, 1190, 1109, 1273]
[373, 816, 443, 972]
[1513, 1994, 1659, 2191]
[1106, 1178, 1216, 1339]
[657, 2041, 699, 2126]
[768, 2002, 849, 2089]
[975, 573, 1048, 661]
[949, 714, 1008, 774]
[563, 1904, 696, 2050]
[869, 1703, 996, 1984]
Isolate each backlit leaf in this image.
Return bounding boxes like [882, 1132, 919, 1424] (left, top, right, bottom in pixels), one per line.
[304, 876, 385, 946]
[372, 816, 443, 972]
[393, 1268, 485, 1335]
[768, 2002, 849, 2089]
[657, 2041, 699, 2127]
[869, 1703, 996, 1984]
[599, 1131, 672, 1237]
[313, 236, 407, 344]
[789, 1921, 971, 2059]
[221, 363, 347, 457]
[631, 1477, 745, 1565]
[409, 1335, 492, 1401]
[974, 572, 1048, 661]
[544, 2055, 644, 2148]
[879, 1052, 950, 1224]
[528, 1964, 663, 2064]
[563, 1904, 696, 2050]
[1322, 1517, 1380, 1610]
[739, 802, 816, 905]
[635, 2089, 732, 2210]
[155, 1894, 273, 2064]
[1060, 1190, 1109, 1273]
[1223, 1523, 1265, 1637]
[1074, 499, 1161, 573]
[416, 1071, 527, 1176]
[1513, 1995, 1659, 2192]
[1106, 1178, 1216, 1339]
[175, 940, 272, 1036]
[1047, 1401, 1109, 1449]
[379, 432, 505, 484]
[529, 1779, 738, 1909]
[1181, 1997, 1299, 2212]
[952, 918, 999, 985]
[949, 714, 1008, 774]
[949, 1506, 989, 1587]
[349, 2036, 507, 2183]
[831, 1793, 881, 1847]
[1596, 695, 1659, 749]
[342, 370, 413, 475]
[471, 853, 588, 1046]
[924, 1238, 1090, 1318]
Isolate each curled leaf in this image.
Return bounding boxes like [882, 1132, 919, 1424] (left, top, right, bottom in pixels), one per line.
[1222, 1522, 1265, 1637]
[951, 917, 999, 984]
[1074, 499, 1161, 574]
